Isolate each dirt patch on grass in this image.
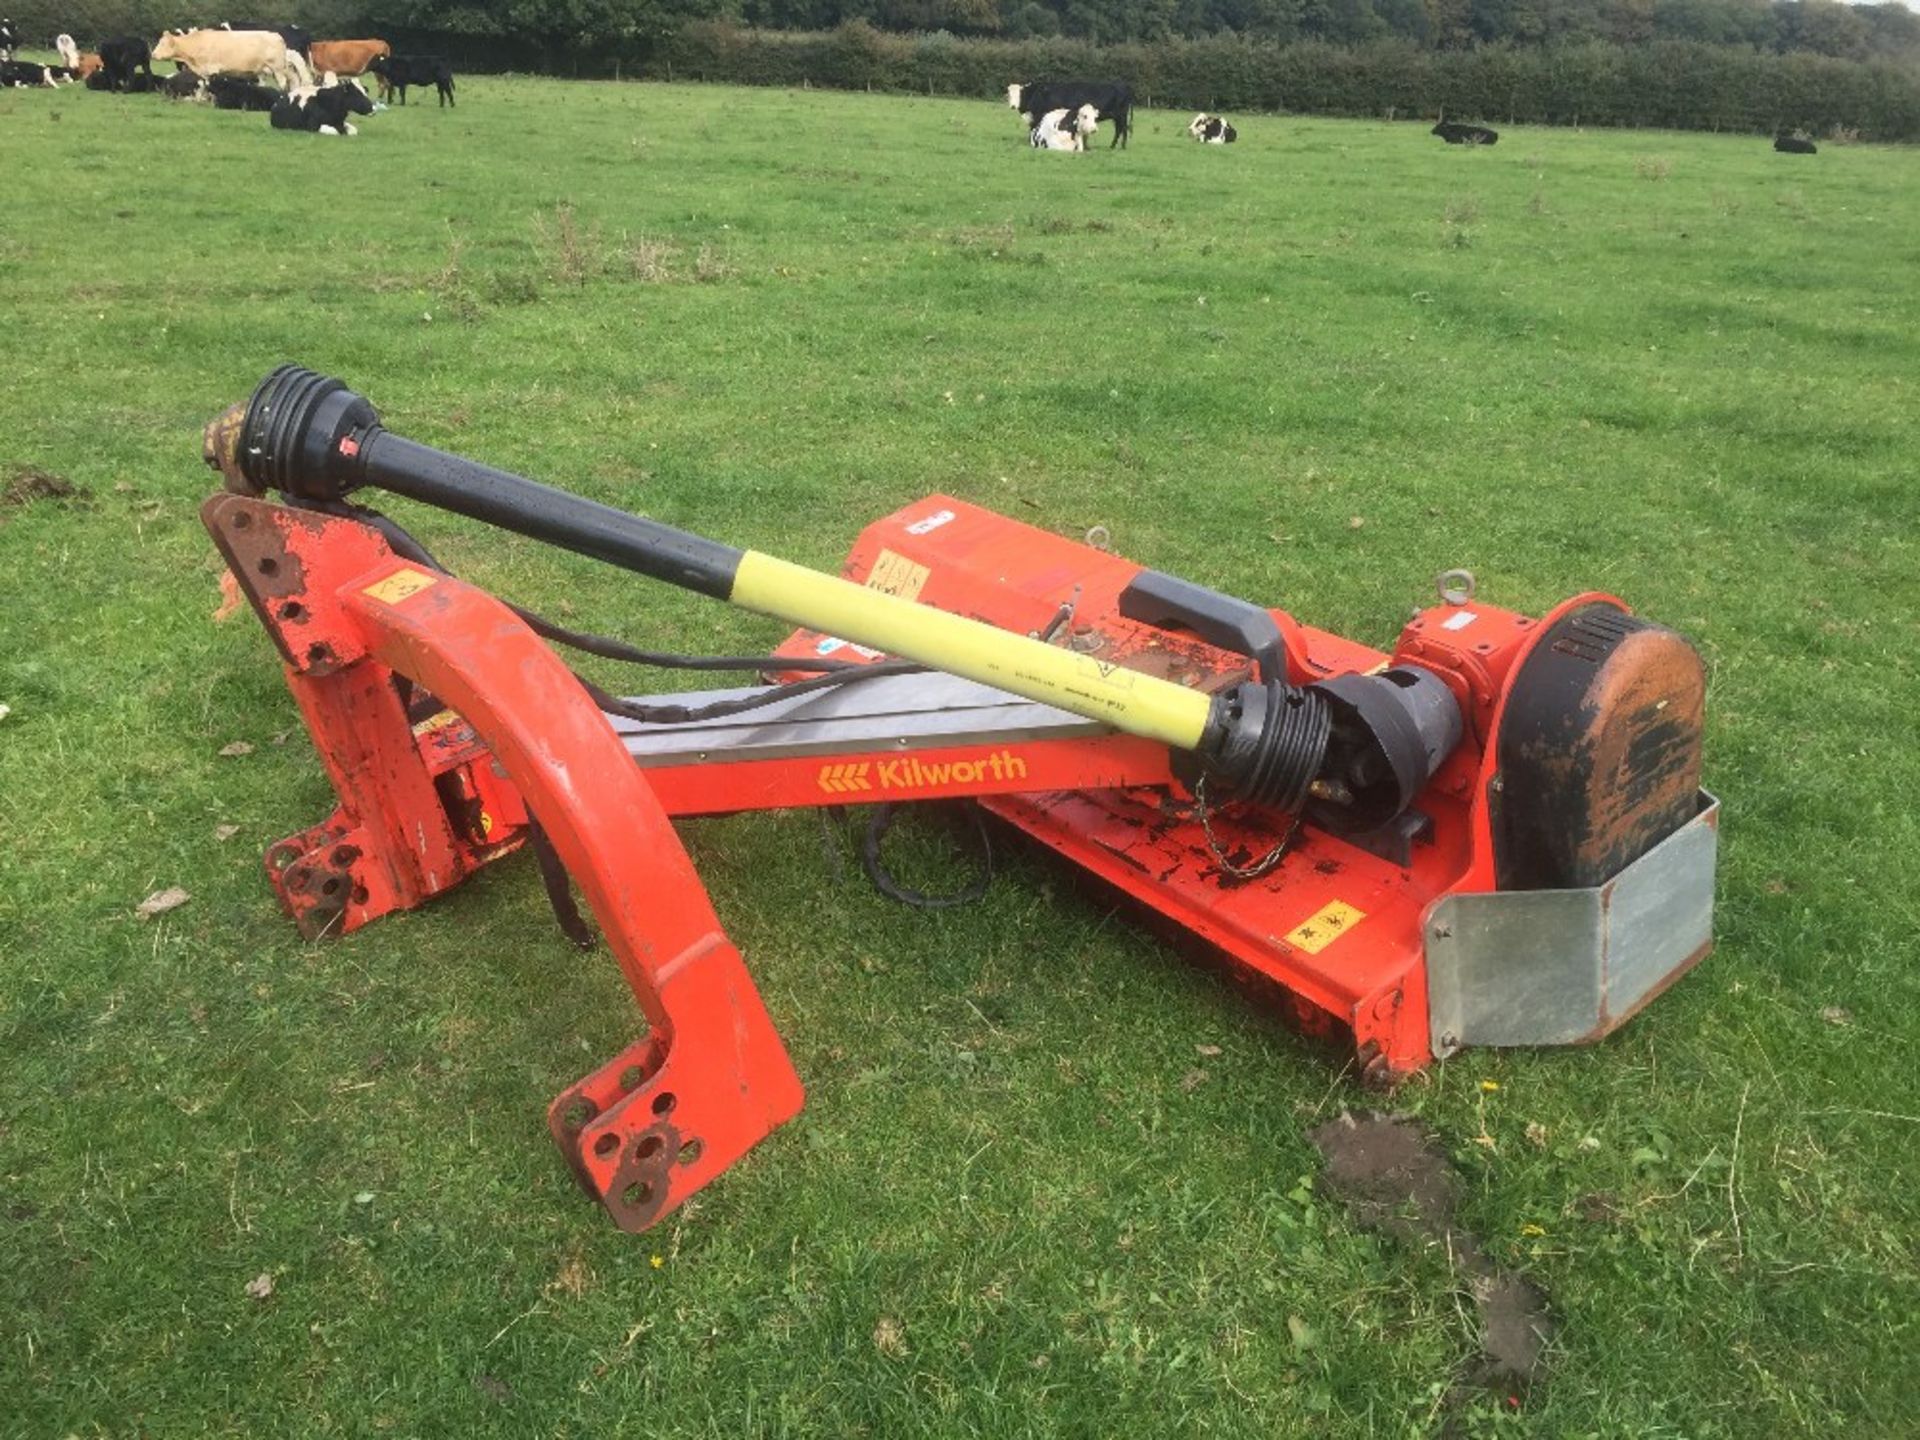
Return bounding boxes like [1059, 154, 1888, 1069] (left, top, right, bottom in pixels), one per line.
[3, 465, 86, 508]
[1311, 1111, 1553, 1405]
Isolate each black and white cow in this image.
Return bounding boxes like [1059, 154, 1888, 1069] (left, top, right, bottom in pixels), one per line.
[1030, 103, 1100, 151]
[207, 72, 279, 110]
[1007, 80, 1131, 149]
[97, 35, 152, 92]
[368, 54, 455, 106]
[270, 73, 373, 134]
[1432, 120, 1499, 146]
[1773, 133, 1818, 154]
[0, 58, 58, 87]
[160, 69, 207, 100]
[1187, 113, 1238, 144]
[0, 18, 17, 61]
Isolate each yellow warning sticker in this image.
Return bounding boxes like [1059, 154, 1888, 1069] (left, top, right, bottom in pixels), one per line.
[1285, 901, 1367, 955]
[363, 567, 438, 605]
[410, 707, 459, 738]
[866, 549, 930, 602]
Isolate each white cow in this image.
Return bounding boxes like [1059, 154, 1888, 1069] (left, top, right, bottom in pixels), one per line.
[1030, 103, 1099, 152]
[152, 28, 309, 90]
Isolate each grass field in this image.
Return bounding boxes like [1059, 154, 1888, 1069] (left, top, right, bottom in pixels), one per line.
[2, 73, 1918, 1437]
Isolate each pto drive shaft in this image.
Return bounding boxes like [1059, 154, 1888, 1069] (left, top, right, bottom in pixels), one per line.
[205, 366, 1459, 821]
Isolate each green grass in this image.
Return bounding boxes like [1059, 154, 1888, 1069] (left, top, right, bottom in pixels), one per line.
[2, 74, 1918, 1437]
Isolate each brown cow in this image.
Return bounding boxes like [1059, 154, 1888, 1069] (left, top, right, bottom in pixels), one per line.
[308, 39, 389, 78]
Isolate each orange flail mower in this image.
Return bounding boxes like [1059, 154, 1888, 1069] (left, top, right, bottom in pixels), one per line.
[203, 367, 1717, 1233]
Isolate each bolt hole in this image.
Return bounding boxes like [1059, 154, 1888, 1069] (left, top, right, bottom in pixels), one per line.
[330, 846, 360, 866]
[592, 1132, 619, 1158]
[561, 1100, 593, 1131]
[617, 1066, 643, 1092]
[1474, 642, 1494, 653]
[636, 1135, 664, 1160]
[285, 868, 310, 893]
[650, 1091, 677, 1116]
[320, 876, 342, 896]
[257, 557, 279, 577]
[279, 601, 305, 622]
[270, 849, 296, 870]
[621, 1181, 654, 1209]
[306, 643, 330, 665]
[351, 884, 368, 905]
[677, 1138, 703, 1167]
[232, 512, 252, 530]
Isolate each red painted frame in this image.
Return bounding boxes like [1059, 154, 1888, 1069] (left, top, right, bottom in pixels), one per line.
[205, 490, 1627, 1230]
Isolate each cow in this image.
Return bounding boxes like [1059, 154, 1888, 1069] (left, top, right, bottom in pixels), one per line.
[207, 72, 279, 110]
[308, 39, 390, 78]
[54, 33, 98, 79]
[223, 21, 310, 58]
[1433, 120, 1499, 146]
[1774, 133, 1818, 154]
[160, 69, 207, 100]
[1007, 80, 1131, 149]
[368, 53, 455, 106]
[0, 58, 58, 87]
[1188, 113, 1238, 144]
[97, 35, 153, 92]
[152, 28, 307, 91]
[0, 18, 16, 61]
[1029, 103, 1099, 152]
[270, 73, 374, 135]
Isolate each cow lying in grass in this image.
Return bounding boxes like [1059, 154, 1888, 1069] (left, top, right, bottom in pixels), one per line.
[0, 58, 61, 86]
[1188, 113, 1238, 144]
[1433, 120, 1499, 146]
[1030, 103, 1100, 151]
[1774, 133, 1818, 154]
[160, 69, 207, 100]
[270, 73, 373, 135]
[208, 72, 279, 110]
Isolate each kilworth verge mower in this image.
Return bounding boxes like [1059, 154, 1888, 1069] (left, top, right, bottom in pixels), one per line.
[202, 367, 1717, 1234]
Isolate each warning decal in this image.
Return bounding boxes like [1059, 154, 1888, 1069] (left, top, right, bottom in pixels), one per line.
[363, 567, 438, 605]
[866, 549, 931, 602]
[1285, 901, 1367, 955]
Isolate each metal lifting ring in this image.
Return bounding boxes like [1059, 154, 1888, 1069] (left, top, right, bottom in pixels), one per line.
[1436, 568, 1476, 606]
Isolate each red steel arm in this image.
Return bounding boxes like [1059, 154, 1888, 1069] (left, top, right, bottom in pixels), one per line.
[205, 494, 803, 1232]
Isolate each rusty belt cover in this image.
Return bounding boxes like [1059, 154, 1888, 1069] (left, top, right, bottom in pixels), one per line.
[1494, 603, 1706, 891]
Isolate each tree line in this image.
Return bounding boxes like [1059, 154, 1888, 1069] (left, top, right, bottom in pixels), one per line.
[735, 0, 1920, 62]
[16, 0, 1920, 60]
